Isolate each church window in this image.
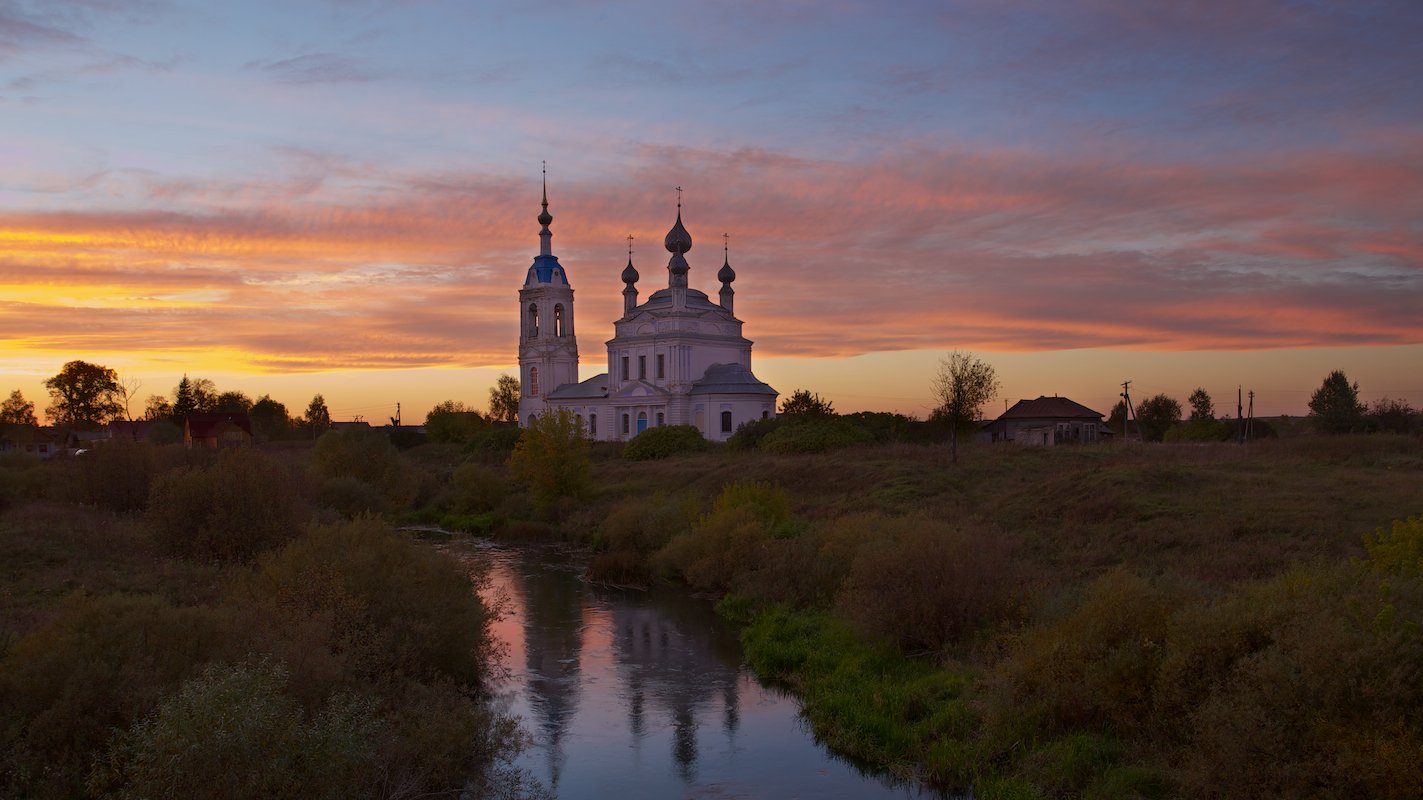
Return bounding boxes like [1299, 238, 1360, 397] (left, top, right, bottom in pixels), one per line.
[656, 412, 664, 426]
[621, 413, 630, 435]
[554, 304, 565, 337]
[589, 414, 597, 436]
[575, 413, 582, 429]
[530, 367, 539, 397]
[620, 356, 629, 380]
[638, 355, 646, 379]
[762, 410, 769, 419]
[656, 354, 664, 379]
[528, 304, 539, 337]
[721, 411, 733, 433]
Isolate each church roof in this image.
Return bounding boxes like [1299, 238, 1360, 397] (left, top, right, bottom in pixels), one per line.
[546, 373, 609, 400]
[635, 287, 731, 316]
[689, 363, 778, 396]
[526, 254, 569, 286]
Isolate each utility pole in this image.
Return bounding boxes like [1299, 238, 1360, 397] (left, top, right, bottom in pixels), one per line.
[389, 402, 401, 427]
[1120, 380, 1139, 440]
[1246, 391, 1255, 443]
[1237, 386, 1244, 444]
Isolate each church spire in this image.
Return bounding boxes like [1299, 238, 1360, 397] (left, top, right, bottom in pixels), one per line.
[718, 232, 736, 313]
[665, 186, 691, 289]
[538, 161, 553, 257]
[622, 233, 639, 317]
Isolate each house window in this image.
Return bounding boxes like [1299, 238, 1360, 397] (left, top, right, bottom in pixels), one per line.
[554, 304, 565, 337]
[721, 411, 732, 433]
[528, 304, 539, 337]
[620, 356, 629, 381]
[621, 413, 630, 435]
[530, 367, 539, 397]
[638, 355, 646, 379]
[589, 414, 597, 436]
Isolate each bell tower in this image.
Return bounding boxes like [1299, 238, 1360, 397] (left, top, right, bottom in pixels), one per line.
[517, 168, 579, 425]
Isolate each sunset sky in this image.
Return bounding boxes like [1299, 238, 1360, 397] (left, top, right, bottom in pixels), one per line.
[3, 0, 1421, 423]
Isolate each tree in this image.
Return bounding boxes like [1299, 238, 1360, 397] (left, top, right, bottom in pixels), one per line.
[1136, 393, 1182, 442]
[1188, 388, 1215, 422]
[1108, 398, 1131, 437]
[1367, 397, 1418, 434]
[304, 394, 332, 437]
[425, 400, 488, 444]
[488, 375, 520, 424]
[144, 394, 174, 421]
[1309, 370, 1364, 434]
[249, 395, 291, 441]
[778, 389, 835, 417]
[212, 390, 252, 414]
[116, 375, 142, 422]
[931, 351, 1000, 463]
[43, 360, 123, 430]
[172, 376, 198, 420]
[1, 389, 38, 426]
[508, 408, 590, 511]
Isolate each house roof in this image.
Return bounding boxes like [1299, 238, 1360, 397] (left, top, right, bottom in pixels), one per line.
[184, 413, 254, 438]
[997, 396, 1105, 421]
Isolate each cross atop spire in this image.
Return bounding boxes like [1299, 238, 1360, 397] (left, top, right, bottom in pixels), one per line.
[536, 162, 553, 255]
[627, 234, 634, 259]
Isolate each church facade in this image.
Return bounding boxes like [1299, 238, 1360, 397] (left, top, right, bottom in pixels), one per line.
[517, 184, 778, 441]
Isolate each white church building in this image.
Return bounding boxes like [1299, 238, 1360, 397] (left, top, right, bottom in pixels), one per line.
[517, 182, 778, 441]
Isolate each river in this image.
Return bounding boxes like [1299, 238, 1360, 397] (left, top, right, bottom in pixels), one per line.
[448, 540, 943, 800]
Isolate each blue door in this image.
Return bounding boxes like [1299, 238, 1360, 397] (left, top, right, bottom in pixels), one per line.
[636, 412, 648, 433]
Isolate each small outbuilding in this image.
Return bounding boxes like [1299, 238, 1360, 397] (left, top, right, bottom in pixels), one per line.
[978, 395, 1111, 446]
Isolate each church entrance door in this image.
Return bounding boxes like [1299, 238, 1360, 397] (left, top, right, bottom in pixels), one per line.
[637, 412, 648, 434]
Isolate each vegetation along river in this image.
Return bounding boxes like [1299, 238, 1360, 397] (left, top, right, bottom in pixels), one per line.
[449, 539, 944, 799]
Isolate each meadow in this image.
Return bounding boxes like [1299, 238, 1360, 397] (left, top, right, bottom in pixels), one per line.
[2, 427, 1420, 799]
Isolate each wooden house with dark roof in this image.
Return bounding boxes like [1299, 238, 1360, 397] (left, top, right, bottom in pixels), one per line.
[978, 395, 1111, 446]
[183, 413, 254, 449]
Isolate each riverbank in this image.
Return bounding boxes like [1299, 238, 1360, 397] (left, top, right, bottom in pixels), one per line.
[538, 435, 1423, 799]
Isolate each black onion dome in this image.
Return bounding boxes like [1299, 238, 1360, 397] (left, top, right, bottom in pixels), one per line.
[718, 258, 735, 283]
[664, 210, 692, 254]
[621, 258, 639, 284]
[668, 251, 689, 275]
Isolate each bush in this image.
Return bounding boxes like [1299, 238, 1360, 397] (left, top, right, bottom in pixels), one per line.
[737, 512, 880, 609]
[507, 409, 589, 511]
[0, 594, 237, 799]
[236, 517, 495, 693]
[1362, 515, 1423, 575]
[148, 448, 303, 563]
[468, 426, 522, 454]
[655, 504, 774, 591]
[835, 518, 1020, 652]
[623, 425, 710, 460]
[312, 428, 420, 509]
[728, 416, 781, 450]
[315, 476, 388, 517]
[447, 462, 506, 514]
[92, 660, 377, 800]
[600, 494, 695, 554]
[1163, 418, 1231, 443]
[759, 417, 873, 454]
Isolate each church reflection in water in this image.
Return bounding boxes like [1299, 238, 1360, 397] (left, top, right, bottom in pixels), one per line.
[472, 542, 938, 800]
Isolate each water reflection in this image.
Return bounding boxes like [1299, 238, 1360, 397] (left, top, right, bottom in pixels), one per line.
[460, 542, 942, 800]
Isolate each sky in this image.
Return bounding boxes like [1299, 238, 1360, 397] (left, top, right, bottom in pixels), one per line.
[2, 0, 1421, 423]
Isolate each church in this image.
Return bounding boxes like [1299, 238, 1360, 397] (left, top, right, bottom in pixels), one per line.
[516, 181, 778, 441]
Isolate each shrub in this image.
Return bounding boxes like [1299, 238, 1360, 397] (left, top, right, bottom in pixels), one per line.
[727, 416, 781, 450]
[507, 409, 589, 511]
[316, 476, 388, 517]
[737, 512, 880, 608]
[0, 594, 237, 798]
[312, 428, 420, 509]
[759, 417, 873, 454]
[147, 448, 303, 563]
[1362, 515, 1423, 575]
[92, 660, 377, 800]
[836, 518, 1020, 652]
[600, 494, 694, 554]
[447, 462, 506, 514]
[468, 426, 522, 454]
[623, 425, 709, 460]
[237, 517, 495, 693]
[654, 504, 774, 591]
[1163, 418, 1231, 443]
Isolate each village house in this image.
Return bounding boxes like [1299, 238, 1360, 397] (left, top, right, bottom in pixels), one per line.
[978, 395, 1112, 446]
[183, 413, 254, 449]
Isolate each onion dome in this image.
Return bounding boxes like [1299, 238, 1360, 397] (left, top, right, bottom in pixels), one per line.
[664, 209, 692, 254]
[668, 251, 689, 276]
[622, 258, 639, 284]
[718, 254, 735, 284]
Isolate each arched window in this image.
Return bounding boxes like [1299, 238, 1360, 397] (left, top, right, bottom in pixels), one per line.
[720, 410, 733, 433]
[527, 414, 537, 426]
[529, 367, 539, 397]
[554, 304, 565, 337]
[528, 304, 539, 338]
[575, 413, 583, 429]
[589, 414, 597, 436]
[621, 413, 630, 435]
[656, 412, 664, 426]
